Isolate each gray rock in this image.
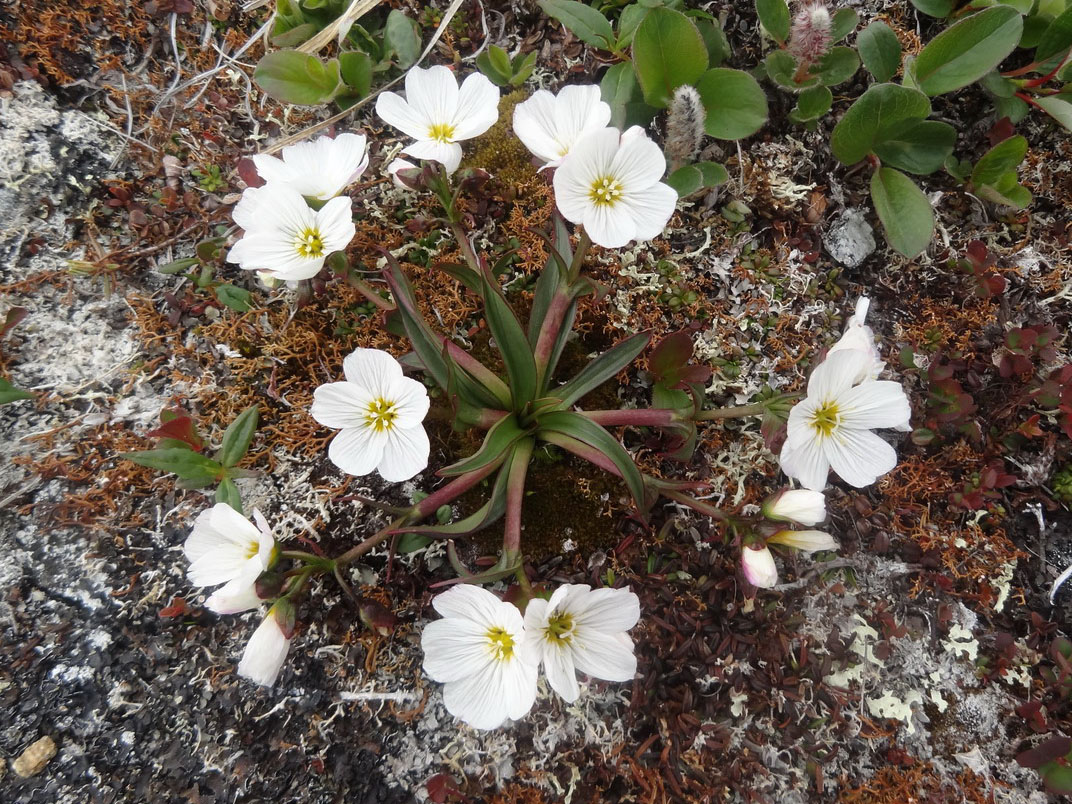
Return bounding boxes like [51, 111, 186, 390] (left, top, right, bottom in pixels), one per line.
[824, 208, 876, 268]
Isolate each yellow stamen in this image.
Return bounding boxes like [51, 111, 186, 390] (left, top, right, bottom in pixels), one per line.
[427, 122, 456, 143]
[809, 401, 840, 437]
[545, 612, 575, 644]
[364, 397, 398, 432]
[486, 627, 515, 661]
[588, 176, 623, 207]
[294, 227, 325, 258]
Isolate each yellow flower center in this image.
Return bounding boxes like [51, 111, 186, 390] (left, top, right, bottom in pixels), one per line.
[809, 400, 840, 437]
[486, 626, 515, 661]
[365, 397, 398, 432]
[427, 122, 456, 143]
[294, 227, 325, 258]
[589, 176, 624, 207]
[244, 541, 259, 559]
[545, 612, 575, 644]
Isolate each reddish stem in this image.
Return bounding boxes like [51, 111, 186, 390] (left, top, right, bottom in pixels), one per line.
[580, 409, 677, 427]
[501, 439, 535, 555]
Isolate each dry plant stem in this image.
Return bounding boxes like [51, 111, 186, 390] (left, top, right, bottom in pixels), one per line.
[664, 489, 731, 522]
[581, 409, 677, 427]
[695, 402, 768, 421]
[501, 439, 536, 557]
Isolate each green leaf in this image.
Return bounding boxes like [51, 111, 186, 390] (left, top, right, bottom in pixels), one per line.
[338, 50, 372, 97]
[873, 120, 957, 174]
[509, 51, 538, 86]
[1036, 6, 1072, 62]
[481, 276, 538, 408]
[914, 6, 1024, 96]
[816, 46, 860, 86]
[858, 20, 902, 82]
[383, 10, 421, 69]
[995, 95, 1031, 123]
[216, 404, 259, 468]
[538, 0, 615, 49]
[215, 283, 252, 312]
[632, 7, 708, 108]
[554, 333, 651, 409]
[695, 19, 731, 67]
[616, 3, 651, 49]
[1035, 92, 1072, 130]
[790, 85, 833, 122]
[831, 7, 859, 41]
[254, 50, 342, 106]
[972, 135, 1028, 185]
[696, 68, 768, 139]
[382, 262, 451, 392]
[909, 0, 955, 16]
[765, 48, 816, 89]
[536, 411, 647, 508]
[271, 23, 317, 48]
[870, 167, 935, 258]
[755, 0, 791, 43]
[395, 462, 511, 539]
[395, 533, 433, 553]
[0, 377, 32, 404]
[215, 477, 243, 512]
[600, 61, 640, 129]
[977, 171, 1032, 208]
[157, 257, 199, 275]
[665, 160, 730, 195]
[121, 448, 224, 486]
[439, 415, 524, 477]
[830, 83, 931, 165]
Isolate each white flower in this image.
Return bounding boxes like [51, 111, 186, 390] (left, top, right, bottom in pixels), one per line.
[521, 584, 639, 703]
[238, 601, 294, 687]
[421, 585, 538, 730]
[762, 488, 827, 526]
[780, 349, 911, 491]
[767, 529, 839, 552]
[250, 133, 369, 201]
[227, 185, 355, 281]
[827, 296, 883, 383]
[184, 504, 275, 614]
[387, 157, 420, 189]
[741, 545, 779, 588]
[552, 126, 678, 249]
[375, 65, 499, 174]
[310, 348, 430, 482]
[512, 85, 612, 168]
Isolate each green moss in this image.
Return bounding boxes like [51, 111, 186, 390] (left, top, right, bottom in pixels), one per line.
[463, 89, 540, 191]
[1054, 464, 1072, 503]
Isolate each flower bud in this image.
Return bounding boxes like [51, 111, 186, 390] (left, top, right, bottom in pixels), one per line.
[359, 599, 399, 636]
[254, 569, 285, 600]
[788, 2, 832, 68]
[741, 545, 779, 588]
[762, 488, 827, 526]
[237, 600, 294, 687]
[387, 158, 422, 190]
[767, 529, 838, 553]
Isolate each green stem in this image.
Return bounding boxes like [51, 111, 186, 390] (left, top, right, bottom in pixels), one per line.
[664, 489, 731, 522]
[501, 439, 536, 556]
[514, 563, 535, 610]
[348, 276, 394, 311]
[580, 408, 678, 427]
[283, 566, 317, 598]
[695, 402, 768, 421]
[567, 229, 592, 283]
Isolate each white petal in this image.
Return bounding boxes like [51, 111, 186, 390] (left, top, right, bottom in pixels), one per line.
[310, 381, 375, 429]
[205, 562, 263, 614]
[314, 195, 356, 253]
[405, 65, 459, 132]
[327, 425, 387, 477]
[765, 489, 827, 526]
[377, 424, 430, 482]
[342, 348, 404, 395]
[237, 615, 291, 686]
[839, 380, 912, 431]
[249, 153, 290, 187]
[543, 643, 581, 702]
[184, 504, 265, 587]
[573, 586, 640, 632]
[384, 374, 430, 428]
[422, 618, 496, 682]
[231, 185, 275, 231]
[513, 90, 567, 163]
[583, 202, 636, 249]
[376, 90, 431, 140]
[450, 72, 500, 140]
[767, 529, 839, 553]
[807, 349, 870, 400]
[610, 126, 666, 190]
[432, 584, 522, 630]
[779, 436, 830, 492]
[553, 127, 621, 222]
[402, 139, 463, 173]
[618, 181, 677, 241]
[741, 546, 779, 588]
[441, 657, 535, 730]
[570, 629, 637, 682]
[824, 427, 898, 488]
[268, 132, 369, 200]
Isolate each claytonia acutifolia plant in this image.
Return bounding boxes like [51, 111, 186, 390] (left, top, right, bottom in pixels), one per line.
[779, 349, 912, 491]
[238, 600, 295, 687]
[227, 185, 355, 281]
[762, 488, 827, 527]
[522, 584, 639, 704]
[310, 348, 431, 483]
[421, 585, 538, 730]
[250, 133, 369, 201]
[184, 503, 276, 615]
[512, 84, 612, 169]
[742, 530, 840, 589]
[553, 126, 678, 249]
[375, 65, 500, 174]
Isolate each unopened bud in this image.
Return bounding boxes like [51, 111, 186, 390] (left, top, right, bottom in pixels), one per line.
[665, 86, 706, 170]
[254, 570, 285, 600]
[359, 599, 399, 636]
[788, 2, 832, 69]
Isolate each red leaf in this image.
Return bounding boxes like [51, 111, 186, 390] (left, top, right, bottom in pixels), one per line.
[236, 158, 263, 190]
[147, 410, 204, 451]
[159, 597, 187, 618]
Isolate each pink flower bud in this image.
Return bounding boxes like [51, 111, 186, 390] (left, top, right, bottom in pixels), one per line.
[741, 545, 779, 588]
[788, 2, 832, 68]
